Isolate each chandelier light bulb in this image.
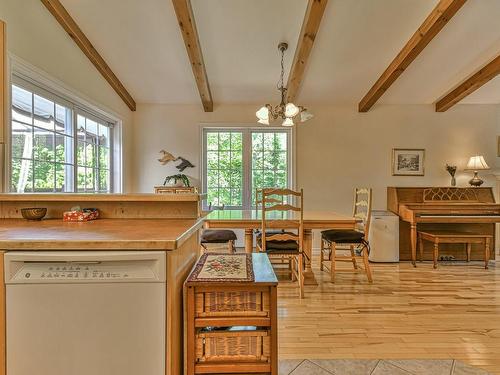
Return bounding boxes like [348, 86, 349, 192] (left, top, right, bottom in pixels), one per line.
[282, 117, 294, 127]
[285, 103, 300, 118]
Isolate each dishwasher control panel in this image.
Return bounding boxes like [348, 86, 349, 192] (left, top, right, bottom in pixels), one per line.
[11, 262, 158, 282]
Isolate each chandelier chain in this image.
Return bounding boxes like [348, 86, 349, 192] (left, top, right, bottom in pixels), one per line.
[277, 46, 284, 91]
[277, 46, 286, 105]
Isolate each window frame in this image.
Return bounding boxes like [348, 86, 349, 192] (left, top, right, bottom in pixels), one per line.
[6, 61, 120, 193]
[74, 108, 114, 193]
[201, 126, 294, 210]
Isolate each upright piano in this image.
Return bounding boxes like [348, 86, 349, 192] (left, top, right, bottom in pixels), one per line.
[387, 187, 500, 265]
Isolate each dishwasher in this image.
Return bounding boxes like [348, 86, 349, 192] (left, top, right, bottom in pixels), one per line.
[5, 251, 166, 375]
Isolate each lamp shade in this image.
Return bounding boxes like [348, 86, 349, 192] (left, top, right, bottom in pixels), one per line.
[256, 106, 270, 122]
[466, 155, 490, 170]
[282, 117, 294, 127]
[285, 103, 299, 118]
[300, 110, 314, 123]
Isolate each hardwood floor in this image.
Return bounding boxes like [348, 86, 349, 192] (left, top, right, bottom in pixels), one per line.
[277, 254, 500, 374]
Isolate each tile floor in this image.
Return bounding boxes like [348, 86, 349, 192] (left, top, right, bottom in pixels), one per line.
[279, 359, 491, 375]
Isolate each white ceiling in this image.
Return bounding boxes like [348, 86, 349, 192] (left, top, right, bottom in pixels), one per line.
[59, 0, 500, 107]
[192, 0, 307, 104]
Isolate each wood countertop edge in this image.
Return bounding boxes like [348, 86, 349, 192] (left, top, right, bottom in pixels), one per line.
[172, 217, 204, 249]
[0, 193, 205, 202]
[0, 240, 178, 251]
[0, 218, 205, 251]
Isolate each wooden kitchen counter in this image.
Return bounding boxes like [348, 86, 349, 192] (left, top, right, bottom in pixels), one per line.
[0, 218, 203, 250]
[0, 216, 203, 375]
[0, 193, 206, 374]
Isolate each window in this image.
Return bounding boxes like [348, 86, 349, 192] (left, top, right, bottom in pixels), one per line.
[251, 132, 288, 205]
[10, 76, 116, 193]
[76, 112, 112, 193]
[203, 128, 292, 209]
[205, 131, 243, 207]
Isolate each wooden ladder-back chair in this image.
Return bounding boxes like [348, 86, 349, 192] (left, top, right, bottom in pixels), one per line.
[256, 188, 305, 298]
[200, 203, 237, 254]
[254, 188, 284, 228]
[320, 188, 373, 283]
[255, 188, 284, 209]
[255, 187, 292, 275]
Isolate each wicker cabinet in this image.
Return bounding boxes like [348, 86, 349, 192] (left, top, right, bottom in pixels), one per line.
[185, 253, 278, 374]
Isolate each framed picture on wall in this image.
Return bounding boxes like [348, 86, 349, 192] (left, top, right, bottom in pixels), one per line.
[392, 148, 425, 176]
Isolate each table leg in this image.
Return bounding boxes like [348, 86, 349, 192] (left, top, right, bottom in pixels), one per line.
[302, 229, 318, 286]
[466, 243, 472, 262]
[411, 223, 417, 267]
[244, 229, 254, 253]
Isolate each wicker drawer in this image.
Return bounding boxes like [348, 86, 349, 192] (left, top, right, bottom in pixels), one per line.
[196, 328, 271, 363]
[195, 291, 270, 317]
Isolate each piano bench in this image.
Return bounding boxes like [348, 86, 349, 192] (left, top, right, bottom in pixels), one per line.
[417, 231, 493, 269]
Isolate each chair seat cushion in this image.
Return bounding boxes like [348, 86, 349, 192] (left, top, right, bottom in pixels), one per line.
[321, 229, 365, 244]
[257, 231, 300, 252]
[201, 229, 237, 243]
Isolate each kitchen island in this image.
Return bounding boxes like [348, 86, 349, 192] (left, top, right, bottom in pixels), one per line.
[0, 194, 205, 375]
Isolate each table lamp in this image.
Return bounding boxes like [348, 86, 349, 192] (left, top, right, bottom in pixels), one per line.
[465, 155, 490, 187]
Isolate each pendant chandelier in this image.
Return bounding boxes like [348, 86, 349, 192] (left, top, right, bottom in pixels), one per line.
[256, 42, 313, 126]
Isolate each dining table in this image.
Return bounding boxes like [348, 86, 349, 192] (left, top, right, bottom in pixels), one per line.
[203, 209, 359, 285]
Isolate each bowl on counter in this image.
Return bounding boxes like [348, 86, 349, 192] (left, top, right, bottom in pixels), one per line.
[21, 207, 47, 221]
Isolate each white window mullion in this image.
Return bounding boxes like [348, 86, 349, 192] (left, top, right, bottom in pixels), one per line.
[109, 126, 114, 193]
[72, 109, 78, 192]
[242, 129, 252, 210]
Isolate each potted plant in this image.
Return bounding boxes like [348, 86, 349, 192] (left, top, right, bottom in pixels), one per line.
[446, 164, 457, 187]
[163, 173, 190, 187]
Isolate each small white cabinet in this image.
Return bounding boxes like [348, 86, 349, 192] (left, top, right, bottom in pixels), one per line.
[368, 210, 399, 262]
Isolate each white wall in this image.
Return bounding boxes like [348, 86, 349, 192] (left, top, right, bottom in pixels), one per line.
[131, 104, 262, 193]
[297, 104, 500, 213]
[0, 0, 134, 191]
[1, 0, 499, 222]
[133, 103, 499, 211]
[132, 103, 499, 249]
[1, 0, 499, 251]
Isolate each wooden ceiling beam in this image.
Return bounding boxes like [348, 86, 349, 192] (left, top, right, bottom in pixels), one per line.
[286, 0, 328, 103]
[172, 0, 213, 112]
[358, 0, 466, 112]
[436, 55, 500, 112]
[40, 0, 136, 111]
